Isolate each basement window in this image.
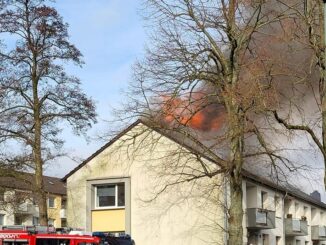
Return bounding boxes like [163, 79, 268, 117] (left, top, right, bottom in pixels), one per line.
[95, 183, 125, 209]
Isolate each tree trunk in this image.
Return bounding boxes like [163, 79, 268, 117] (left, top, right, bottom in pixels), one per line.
[228, 174, 243, 245]
[35, 148, 47, 225]
[33, 99, 48, 225]
[320, 1, 326, 189]
[226, 97, 244, 245]
[32, 59, 48, 225]
[228, 141, 244, 245]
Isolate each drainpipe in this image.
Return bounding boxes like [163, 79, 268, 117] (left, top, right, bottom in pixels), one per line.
[224, 177, 228, 245]
[282, 192, 288, 245]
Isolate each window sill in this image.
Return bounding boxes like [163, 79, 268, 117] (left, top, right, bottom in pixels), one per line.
[92, 207, 125, 211]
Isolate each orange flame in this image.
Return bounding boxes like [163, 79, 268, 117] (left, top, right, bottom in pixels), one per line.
[160, 93, 225, 131]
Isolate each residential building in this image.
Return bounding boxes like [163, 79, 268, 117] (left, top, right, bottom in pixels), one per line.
[0, 174, 66, 228]
[63, 120, 326, 245]
[243, 170, 326, 245]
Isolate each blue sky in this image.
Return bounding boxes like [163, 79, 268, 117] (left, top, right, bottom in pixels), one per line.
[44, 0, 146, 177]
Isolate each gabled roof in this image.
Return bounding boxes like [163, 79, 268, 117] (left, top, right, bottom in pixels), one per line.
[62, 120, 142, 181]
[62, 119, 326, 209]
[242, 169, 326, 209]
[62, 119, 219, 181]
[0, 173, 66, 196]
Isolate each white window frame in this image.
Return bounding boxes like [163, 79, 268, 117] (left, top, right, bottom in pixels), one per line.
[95, 184, 125, 209]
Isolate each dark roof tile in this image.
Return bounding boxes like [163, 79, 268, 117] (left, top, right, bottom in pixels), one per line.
[0, 173, 66, 196]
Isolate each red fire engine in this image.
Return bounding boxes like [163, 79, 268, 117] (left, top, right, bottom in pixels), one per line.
[0, 226, 100, 245]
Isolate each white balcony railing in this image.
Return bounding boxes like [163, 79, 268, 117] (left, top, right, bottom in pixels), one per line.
[319, 226, 326, 236]
[16, 203, 34, 214]
[247, 208, 276, 229]
[292, 219, 301, 232]
[256, 210, 267, 224]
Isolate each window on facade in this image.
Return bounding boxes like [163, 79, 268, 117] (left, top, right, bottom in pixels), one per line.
[117, 183, 125, 207]
[0, 190, 4, 202]
[275, 196, 281, 217]
[32, 196, 38, 205]
[61, 218, 67, 227]
[262, 234, 269, 245]
[261, 191, 268, 209]
[33, 216, 39, 225]
[48, 218, 55, 226]
[295, 202, 300, 218]
[96, 183, 125, 208]
[303, 206, 309, 220]
[311, 208, 317, 221]
[15, 191, 27, 204]
[276, 236, 281, 245]
[48, 197, 55, 208]
[14, 215, 23, 225]
[0, 214, 4, 225]
[61, 199, 67, 209]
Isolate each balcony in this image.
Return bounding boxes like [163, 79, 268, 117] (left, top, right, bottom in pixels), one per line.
[311, 226, 326, 241]
[247, 208, 276, 229]
[285, 218, 308, 236]
[15, 203, 35, 214]
[60, 208, 66, 219]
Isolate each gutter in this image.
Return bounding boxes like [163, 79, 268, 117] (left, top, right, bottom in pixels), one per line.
[224, 177, 228, 245]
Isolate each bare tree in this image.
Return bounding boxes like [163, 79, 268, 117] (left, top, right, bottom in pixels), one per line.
[265, 0, 326, 189]
[114, 1, 300, 244]
[0, 0, 96, 225]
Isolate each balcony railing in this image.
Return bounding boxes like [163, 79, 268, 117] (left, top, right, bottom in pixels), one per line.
[285, 218, 308, 236]
[15, 203, 35, 214]
[311, 226, 326, 241]
[247, 208, 276, 229]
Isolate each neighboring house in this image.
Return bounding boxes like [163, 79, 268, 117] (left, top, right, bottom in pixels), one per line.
[243, 170, 326, 245]
[0, 174, 67, 228]
[63, 120, 326, 245]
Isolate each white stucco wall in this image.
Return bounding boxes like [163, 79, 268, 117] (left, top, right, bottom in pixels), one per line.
[67, 124, 226, 245]
[243, 181, 284, 245]
[67, 122, 326, 245]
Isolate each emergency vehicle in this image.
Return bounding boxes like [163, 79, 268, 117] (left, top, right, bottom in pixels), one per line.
[0, 226, 100, 245]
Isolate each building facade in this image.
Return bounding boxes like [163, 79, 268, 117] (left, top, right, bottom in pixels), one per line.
[64, 120, 326, 245]
[242, 171, 326, 245]
[0, 174, 66, 228]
